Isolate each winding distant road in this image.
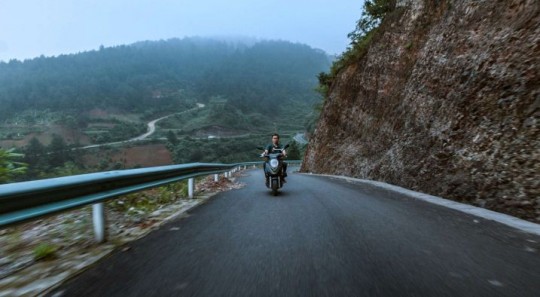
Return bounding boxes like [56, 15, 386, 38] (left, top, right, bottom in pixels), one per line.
[128, 114, 176, 141]
[49, 169, 540, 297]
[78, 111, 307, 151]
[79, 104, 205, 150]
[293, 132, 308, 145]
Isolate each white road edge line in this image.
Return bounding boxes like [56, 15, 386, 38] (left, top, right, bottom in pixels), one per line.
[302, 173, 540, 237]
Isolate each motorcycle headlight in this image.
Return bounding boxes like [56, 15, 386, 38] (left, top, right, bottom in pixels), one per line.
[270, 159, 279, 168]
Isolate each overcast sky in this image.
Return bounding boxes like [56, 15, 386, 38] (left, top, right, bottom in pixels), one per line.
[0, 0, 364, 61]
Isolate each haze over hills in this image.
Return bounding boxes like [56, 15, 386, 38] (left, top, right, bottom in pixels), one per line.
[0, 37, 330, 180]
[0, 37, 331, 123]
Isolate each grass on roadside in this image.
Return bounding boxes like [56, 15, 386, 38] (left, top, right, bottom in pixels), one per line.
[33, 243, 58, 261]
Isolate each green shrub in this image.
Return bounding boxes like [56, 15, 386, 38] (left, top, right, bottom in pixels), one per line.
[405, 41, 414, 50]
[0, 148, 27, 183]
[33, 243, 57, 261]
[107, 181, 189, 214]
[316, 0, 396, 98]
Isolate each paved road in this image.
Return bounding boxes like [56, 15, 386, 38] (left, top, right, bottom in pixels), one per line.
[293, 133, 308, 145]
[128, 114, 174, 141]
[130, 103, 206, 141]
[77, 104, 205, 150]
[49, 169, 540, 297]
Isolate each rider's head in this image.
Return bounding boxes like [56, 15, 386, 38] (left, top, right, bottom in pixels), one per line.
[272, 133, 280, 145]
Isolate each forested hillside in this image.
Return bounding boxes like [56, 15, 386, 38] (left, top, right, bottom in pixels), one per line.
[0, 38, 330, 119]
[0, 37, 329, 182]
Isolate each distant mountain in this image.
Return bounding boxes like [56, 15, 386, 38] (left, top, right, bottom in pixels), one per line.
[0, 37, 331, 119]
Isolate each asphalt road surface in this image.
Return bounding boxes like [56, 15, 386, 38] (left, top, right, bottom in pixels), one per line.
[293, 133, 308, 145]
[78, 104, 204, 150]
[49, 169, 540, 297]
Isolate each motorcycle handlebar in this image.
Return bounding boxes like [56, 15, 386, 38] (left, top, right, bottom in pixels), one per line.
[260, 154, 286, 158]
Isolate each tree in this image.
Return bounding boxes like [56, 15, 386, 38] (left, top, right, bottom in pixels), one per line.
[287, 141, 302, 160]
[24, 137, 47, 177]
[0, 148, 27, 183]
[347, 0, 393, 45]
[48, 134, 69, 167]
[24, 137, 46, 164]
[166, 130, 179, 146]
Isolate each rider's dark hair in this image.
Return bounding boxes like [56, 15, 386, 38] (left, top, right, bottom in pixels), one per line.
[272, 133, 280, 139]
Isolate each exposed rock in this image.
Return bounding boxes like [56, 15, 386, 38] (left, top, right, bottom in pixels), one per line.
[302, 0, 540, 222]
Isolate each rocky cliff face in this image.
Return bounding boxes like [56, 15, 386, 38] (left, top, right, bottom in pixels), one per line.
[302, 0, 540, 222]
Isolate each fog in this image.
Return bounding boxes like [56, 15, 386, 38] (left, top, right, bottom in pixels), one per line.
[0, 0, 365, 61]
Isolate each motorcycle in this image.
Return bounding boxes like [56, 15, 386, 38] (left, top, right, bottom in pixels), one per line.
[258, 144, 289, 196]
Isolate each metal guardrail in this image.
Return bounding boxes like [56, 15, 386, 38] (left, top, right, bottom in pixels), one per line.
[241, 160, 302, 166]
[0, 160, 302, 242]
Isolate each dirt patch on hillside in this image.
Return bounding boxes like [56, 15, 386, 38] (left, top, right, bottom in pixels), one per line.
[85, 109, 140, 122]
[0, 125, 91, 148]
[82, 144, 173, 168]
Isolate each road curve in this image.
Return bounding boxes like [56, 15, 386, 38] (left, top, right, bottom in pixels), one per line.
[293, 132, 308, 145]
[49, 169, 540, 297]
[128, 114, 173, 141]
[78, 104, 205, 150]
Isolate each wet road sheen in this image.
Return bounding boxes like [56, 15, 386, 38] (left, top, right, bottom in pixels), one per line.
[49, 169, 540, 297]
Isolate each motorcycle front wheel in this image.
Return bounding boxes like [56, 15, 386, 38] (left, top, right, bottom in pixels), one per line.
[271, 179, 279, 196]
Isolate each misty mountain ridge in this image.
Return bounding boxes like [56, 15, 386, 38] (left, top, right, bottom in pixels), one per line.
[0, 37, 331, 120]
[1, 36, 326, 63]
[131, 36, 309, 53]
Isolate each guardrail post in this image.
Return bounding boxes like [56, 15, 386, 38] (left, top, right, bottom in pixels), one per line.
[93, 203, 106, 243]
[2, 162, 303, 229]
[188, 178, 194, 198]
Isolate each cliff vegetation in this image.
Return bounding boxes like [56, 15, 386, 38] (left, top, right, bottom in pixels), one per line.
[303, 0, 540, 222]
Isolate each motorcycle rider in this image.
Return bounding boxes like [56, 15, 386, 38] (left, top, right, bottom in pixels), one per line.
[262, 133, 288, 183]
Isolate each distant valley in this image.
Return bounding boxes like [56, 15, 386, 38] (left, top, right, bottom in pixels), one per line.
[0, 37, 330, 180]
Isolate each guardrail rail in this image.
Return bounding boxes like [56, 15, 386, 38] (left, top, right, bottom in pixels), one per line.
[0, 160, 301, 242]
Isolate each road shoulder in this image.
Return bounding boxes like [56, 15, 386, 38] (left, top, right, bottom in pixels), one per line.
[300, 173, 540, 236]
